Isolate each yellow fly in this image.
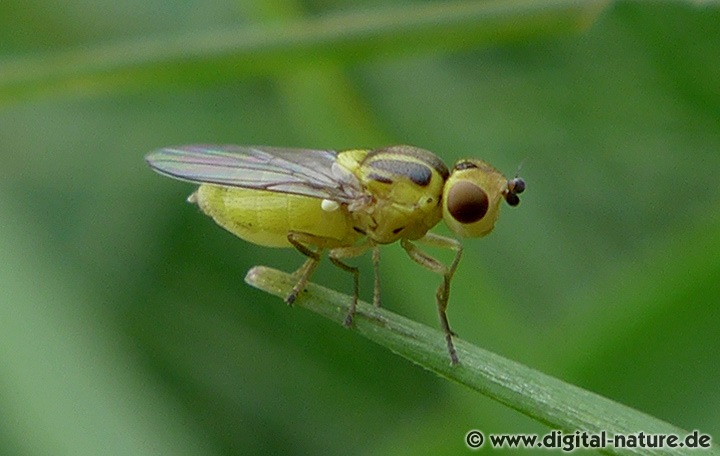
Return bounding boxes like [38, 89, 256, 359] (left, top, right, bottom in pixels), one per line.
[146, 144, 524, 364]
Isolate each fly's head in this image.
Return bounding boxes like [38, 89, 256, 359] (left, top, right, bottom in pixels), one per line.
[442, 159, 525, 238]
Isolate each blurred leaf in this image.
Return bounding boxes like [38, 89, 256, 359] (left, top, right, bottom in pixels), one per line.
[0, 195, 216, 456]
[0, 0, 609, 105]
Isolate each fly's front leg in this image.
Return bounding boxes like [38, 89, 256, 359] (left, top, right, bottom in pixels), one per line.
[401, 233, 463, 365]
[286, 232, 324, 305]
[417, 233, 463, 315]
[328, 241, 373, 327]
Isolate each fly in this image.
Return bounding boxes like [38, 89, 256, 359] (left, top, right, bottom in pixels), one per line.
[146, 144, 525, 365]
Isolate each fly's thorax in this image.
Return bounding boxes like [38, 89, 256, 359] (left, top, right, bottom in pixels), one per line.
[344, 145, 448, 243]
[442, 159, 511, 238]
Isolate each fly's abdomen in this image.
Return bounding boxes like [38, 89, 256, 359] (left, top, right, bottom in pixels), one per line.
[193, 185, 359, 248]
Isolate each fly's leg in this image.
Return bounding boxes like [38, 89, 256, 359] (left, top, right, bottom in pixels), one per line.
[400, 233, 463, 365]
[372, 245, 381, 307]
[328, 242, 373, 327]
[416, 233, 464, 317]
[286, 232, 324, 305]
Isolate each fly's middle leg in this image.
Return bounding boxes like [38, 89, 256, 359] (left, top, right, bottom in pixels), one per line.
[328, 241, 373, 327]
[372, 245, 381, 307]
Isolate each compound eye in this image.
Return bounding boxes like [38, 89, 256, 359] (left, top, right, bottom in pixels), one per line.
[447, 181, 489, 224]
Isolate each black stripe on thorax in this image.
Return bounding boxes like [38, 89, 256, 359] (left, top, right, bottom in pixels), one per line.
[364, 145, 449, 186]
[367, 159, 433, 186]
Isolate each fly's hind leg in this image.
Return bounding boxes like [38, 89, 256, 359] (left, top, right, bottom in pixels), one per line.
[286, 233, 372, 323]
[286, 232, 325, 305]
[328, 241, 373, 327]
[401, 233, 463, 365]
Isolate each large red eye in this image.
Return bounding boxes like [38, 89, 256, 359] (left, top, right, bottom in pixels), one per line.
[447, 181, 489, 224]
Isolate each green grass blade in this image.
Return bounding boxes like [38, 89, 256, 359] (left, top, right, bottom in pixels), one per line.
[0, 0, 609, 105]
[245, 266, 718, 456]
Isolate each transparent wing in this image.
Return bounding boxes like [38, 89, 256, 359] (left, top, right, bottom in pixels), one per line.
[145, 145, 364, 203]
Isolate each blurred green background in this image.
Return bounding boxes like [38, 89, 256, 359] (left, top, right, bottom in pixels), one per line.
[1, 0, 719, 454]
